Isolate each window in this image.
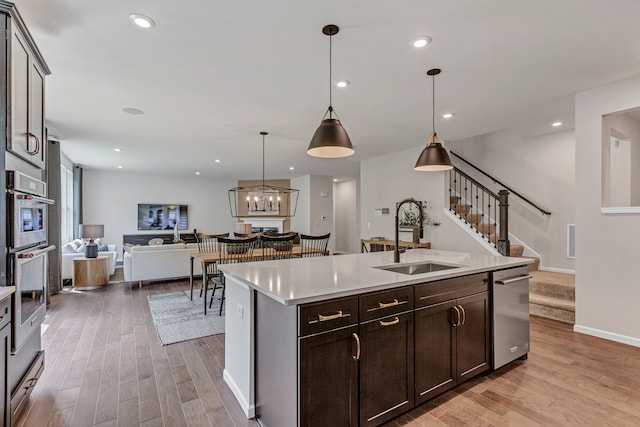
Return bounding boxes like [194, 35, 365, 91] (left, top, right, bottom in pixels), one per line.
[60, 164, 74, 243]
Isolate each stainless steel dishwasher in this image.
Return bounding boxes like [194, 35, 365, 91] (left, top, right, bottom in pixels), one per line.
[492, 265, 532, 369]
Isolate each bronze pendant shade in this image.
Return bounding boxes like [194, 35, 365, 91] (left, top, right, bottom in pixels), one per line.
[415, 68, 453, 171]
[307, 25, 354, 158]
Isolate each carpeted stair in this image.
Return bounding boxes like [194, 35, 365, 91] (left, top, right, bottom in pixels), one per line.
[451, 195, 575, 324]
[528, 270, 575, 324]
[510, 245, 575, 324]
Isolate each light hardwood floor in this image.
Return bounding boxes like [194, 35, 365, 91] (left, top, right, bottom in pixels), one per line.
[15, 276, 640, 426]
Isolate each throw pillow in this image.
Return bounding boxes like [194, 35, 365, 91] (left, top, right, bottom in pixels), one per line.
[97, 245, 109, 252]
[75, 242, 86, 253]
[61, 243, 77, 254]
[148, 238, 164, 246]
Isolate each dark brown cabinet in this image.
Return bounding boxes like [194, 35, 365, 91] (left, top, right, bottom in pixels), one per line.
[358, 286, 414, 427]
[414, 273, 490, 406]
[256, 273, 491, 427]
[359, 311, 414, 426]
[299, 325, 359, 427]
[297, 296, 359, 427]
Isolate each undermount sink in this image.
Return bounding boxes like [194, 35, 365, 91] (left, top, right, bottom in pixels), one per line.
[375, 262, 463, 275]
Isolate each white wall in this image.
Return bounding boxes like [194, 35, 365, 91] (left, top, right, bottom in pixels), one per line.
[334, 178, 359, 253]
[575, 74, 640, 345]
[289, 175, 335, 252]
[82, 170, 237, 258]
[450, 129, 576, 271]
[360, 146, 490, 255]
[290, 175, 310, 235]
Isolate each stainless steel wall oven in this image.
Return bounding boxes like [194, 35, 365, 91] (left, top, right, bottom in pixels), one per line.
[6, 170, 53, 352]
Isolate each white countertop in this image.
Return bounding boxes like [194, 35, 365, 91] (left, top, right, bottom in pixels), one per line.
[0, 286, 16, 301]
[218, 249, 531, 305]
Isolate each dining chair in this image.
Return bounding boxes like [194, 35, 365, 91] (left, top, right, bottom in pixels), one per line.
[209, 236, 258, 315]
[195, 232, 228, 301]
[299, 233, 330, 257]
[260, 234, 296, 260]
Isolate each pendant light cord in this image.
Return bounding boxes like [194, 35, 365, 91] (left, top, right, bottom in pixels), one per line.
[328, 34, 333, 118]
[262, 133, 265, 190]
[432, 73, 435, 135]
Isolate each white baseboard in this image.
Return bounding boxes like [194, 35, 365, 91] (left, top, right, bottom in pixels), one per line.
[573, 324, 640, 348]
[539, 266, 576, 275]
[223, 369, 255, 418]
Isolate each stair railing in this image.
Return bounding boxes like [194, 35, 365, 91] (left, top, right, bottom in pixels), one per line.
[448, 167, 510, 255]
[450, 151, 551, 216]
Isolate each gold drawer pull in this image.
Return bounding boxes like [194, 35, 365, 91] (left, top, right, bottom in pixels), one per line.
[378, 299, 399, 308]
[379, 317, 400, 327]
[318, 310, 343, 322]
[352, 333, 360, 360]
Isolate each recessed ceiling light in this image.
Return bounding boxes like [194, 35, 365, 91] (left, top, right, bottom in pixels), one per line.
[122, 107, 144, 115]
[215, 159, 221, 163]
[114, 148, 122, 152]
[442, 113, 454, 119]
[117, 165, 123, 169]
[336, 80, 350, 88]
[552, 121, 563, 127]
[195, 171, 201, 175]
[289, 166, 295, 171]
[129, 13, 156, 29]
[412, 36, 432, 48]
[333, 178, 338, 182]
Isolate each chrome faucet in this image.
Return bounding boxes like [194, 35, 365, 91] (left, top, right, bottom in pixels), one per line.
[394, 198, 424, 263]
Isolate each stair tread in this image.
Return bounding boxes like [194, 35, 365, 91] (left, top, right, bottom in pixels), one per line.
[529, 294, 575, 312]
[530, 270, 575, 287]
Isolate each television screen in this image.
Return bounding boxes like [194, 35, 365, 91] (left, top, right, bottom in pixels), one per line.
[138, 204, 188, 230]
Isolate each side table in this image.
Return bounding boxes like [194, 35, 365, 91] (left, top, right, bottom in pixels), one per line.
[73, 256, 109, 290]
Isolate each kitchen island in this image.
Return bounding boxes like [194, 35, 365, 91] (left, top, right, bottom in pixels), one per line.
[218, 249, 531, 427]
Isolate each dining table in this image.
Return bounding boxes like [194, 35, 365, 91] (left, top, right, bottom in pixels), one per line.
[189, 245, 327, 300]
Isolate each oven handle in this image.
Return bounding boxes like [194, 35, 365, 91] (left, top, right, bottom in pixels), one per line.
[17, 245, 56, 259]
[7, 189, 55, 205]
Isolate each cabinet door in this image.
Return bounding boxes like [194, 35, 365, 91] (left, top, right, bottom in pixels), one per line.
[456, 292, 490, 381]
[9, 26, 46, 169]
[414, 300, 457, 405]
[359, 311, 414, 427]
[29, 61, 46, 168]
[299, 326, 358, 427]
[0, 324, 8, 427]
[10, 28, 29, 159]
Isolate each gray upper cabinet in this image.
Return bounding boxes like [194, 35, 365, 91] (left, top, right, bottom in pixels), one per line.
[5, 5, 50, 169]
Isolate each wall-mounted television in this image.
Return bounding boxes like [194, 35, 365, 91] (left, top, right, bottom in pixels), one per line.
[138, 204, 188, 230]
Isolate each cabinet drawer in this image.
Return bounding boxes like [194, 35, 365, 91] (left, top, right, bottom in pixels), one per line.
[299, 296, 359, 336]
[415, 273, 488, 308]
[359, 286, 413, 322]
[11, 350, 45, 422]
[0, 296, 11, 331]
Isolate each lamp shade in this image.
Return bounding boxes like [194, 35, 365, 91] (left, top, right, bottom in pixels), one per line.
[414, 133, 453, 172]
[307, 118, 355, 158]
[79, 224, 104, 239]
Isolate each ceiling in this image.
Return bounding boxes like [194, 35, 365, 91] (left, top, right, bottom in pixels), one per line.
[15, 0, 640, 181]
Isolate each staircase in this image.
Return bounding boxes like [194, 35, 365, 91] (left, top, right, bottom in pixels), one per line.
[510, 245, 575, 324]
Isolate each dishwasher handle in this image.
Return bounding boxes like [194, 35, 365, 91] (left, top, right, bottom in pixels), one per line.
[495, 274, 532, 285]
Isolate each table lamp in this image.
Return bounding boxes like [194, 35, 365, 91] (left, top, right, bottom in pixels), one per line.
[79, 224, 104, 258]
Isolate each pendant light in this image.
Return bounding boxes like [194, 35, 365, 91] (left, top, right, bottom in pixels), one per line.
[228, 132, 299, 217]
[307, 24, 354, 158]
[415, 68, 453, 171]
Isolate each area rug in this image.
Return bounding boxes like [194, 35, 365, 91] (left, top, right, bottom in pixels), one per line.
[147, 290, 225, 345]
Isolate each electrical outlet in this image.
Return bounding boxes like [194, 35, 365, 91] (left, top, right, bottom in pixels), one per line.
[236, 304, 244, 319]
